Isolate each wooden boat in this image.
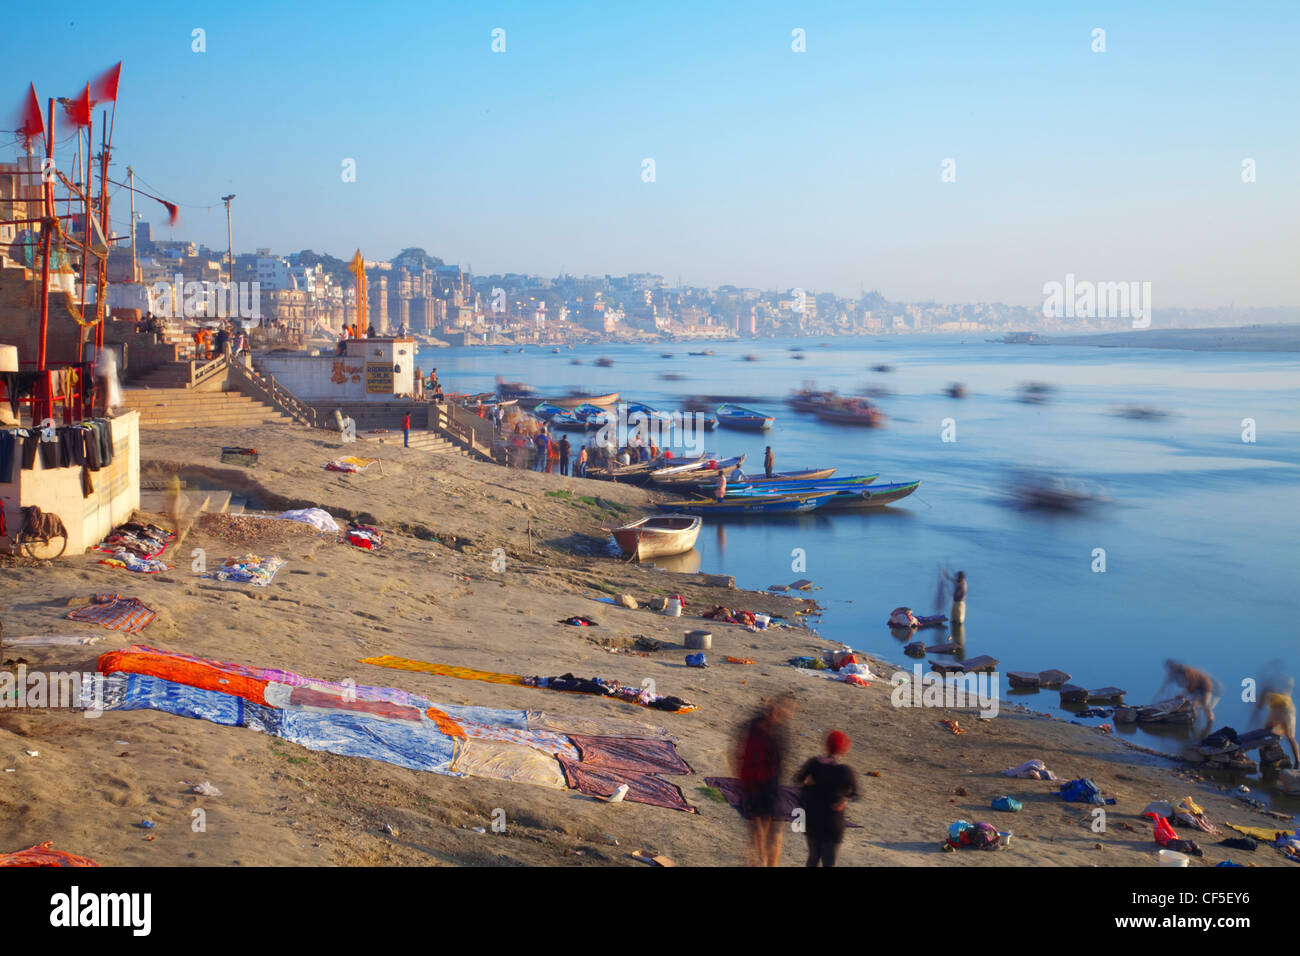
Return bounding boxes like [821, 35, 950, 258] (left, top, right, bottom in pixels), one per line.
[716, 403, 774, 431]
[612, 515, 701, 560]
[687, 348, 715, 356]
[813, 400, 884, 427]
[546, 391, 620, 409]
[655, 491, 837, 516]
[650, 454, 746, 485]
[945, 382, 968, 398]
[816, 480, 921, 509]
[595, 356, 614, 367]
[731, 467, 838, 484]
[722, 475, 877, 497]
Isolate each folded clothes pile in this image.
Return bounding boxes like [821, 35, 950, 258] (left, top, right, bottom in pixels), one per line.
[93, 521, 174, 559]
[344, 523, 384, 550]
[99, 550, 171, 574]
[203, 554, 286, 587]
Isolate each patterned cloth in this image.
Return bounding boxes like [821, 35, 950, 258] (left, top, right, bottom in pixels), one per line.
[203, 554, 285, 587]
[64, 594, 156, 633]
[0, 842, 100, 867]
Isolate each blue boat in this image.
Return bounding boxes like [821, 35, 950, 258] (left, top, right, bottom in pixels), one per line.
[815, 480, 921, 509]
[724, 475, 880, 496]
[716, 403, 774, 431]
[655, 491, 837, 515]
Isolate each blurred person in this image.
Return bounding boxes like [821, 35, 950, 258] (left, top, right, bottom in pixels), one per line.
[794, 731, 859, 868]
[1158, 660, 1220, 726]
[764, 445, 774, 478]
[557, 434, 571, 476]
[1255, 665, 1299, 766]
[734, 695, 796, 866]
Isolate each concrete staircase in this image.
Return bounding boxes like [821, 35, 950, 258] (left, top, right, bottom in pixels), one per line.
[120, 387, 293, 429]
[138, 488, 247, 515]
[352, 427, 470, 457]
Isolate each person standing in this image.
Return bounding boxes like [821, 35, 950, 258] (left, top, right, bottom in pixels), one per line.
[764, 445, 775, 478]
[557, 434, 571, 476]
[794, 731, 859, 868]
[951, 570, 967, 625]
[714, 469, 728, 502]
[534, 429, 550, 472]
[734, 696, 796, 867]
[402, 411, 411, 448]
[576, 445, 588, 478]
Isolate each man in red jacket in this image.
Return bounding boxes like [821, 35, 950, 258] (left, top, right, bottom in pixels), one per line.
[402, 412, 411, 448]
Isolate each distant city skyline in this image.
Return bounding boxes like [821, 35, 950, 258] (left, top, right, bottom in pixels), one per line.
[6, 0, 1298, 308]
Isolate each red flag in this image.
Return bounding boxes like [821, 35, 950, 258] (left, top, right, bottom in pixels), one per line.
[15, 83, 44, 150]
[159, 200, 179, 226]
[90, 62, 121, 105]
[61, 83, 91, 129]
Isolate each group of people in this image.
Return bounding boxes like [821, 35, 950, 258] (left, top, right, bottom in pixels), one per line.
[735, 695, 860, 867]
[192, 323, 248, 361]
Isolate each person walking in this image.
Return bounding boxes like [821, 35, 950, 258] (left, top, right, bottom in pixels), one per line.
[557, 434, 571, 476]
[402, 411, 411, 448]
[734, 696, 796, 867]
[764, 445, 775, 478]
[794, 731, 860, 867]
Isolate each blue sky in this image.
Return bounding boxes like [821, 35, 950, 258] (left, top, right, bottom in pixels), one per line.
[4, 0, 1297, 306]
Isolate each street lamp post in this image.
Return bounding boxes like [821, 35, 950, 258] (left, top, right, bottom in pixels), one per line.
[221, 193, 236, 295]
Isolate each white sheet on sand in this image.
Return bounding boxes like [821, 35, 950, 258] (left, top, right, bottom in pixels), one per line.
[273, 508, 340, 533]
[3, 635, 105, 647]
[1001, 759, 1058, 781]
[793, 665, 882, 684]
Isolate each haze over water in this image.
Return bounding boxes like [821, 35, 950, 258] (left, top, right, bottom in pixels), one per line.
[428, 336, 1300, 770]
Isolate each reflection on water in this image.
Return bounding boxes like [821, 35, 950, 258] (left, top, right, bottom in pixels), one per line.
[650, 548, 702, 574]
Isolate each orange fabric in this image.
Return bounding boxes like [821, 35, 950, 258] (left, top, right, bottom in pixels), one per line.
[0, 842, 99, 867]
[426, 706, 466, 737]
[97, 649, 269, 705]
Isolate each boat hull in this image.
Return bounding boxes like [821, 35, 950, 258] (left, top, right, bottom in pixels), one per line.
[612, 515, 702, 560]
[817, 480, 921, 509]
[656, 491, 836, 515]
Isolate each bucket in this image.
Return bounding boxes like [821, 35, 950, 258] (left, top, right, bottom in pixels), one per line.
[1158, 849, 1189, 867]
[665, 597, 682, 617]
[998, 831, 1013, 847]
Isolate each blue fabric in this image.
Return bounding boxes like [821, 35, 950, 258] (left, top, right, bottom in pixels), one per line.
[116, 673, 247, 726]
[436, 704, 529, 729]
[992, 796, 1022, 812]
[1058, 778, 1115, 805]
[103, 673, 455, 773]
[274, 708, 455, 773]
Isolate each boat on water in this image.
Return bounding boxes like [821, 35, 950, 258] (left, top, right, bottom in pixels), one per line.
[569, 358, 583, 365]
[655, 491, 837, 516]
[544, 391, 620, 409]
[551, 348, 561, 354]
[650, 454, 746, 485]
[687, 349, 715, 356]
[496, 378, 537, 401]
[595, 356, 614, 367]
[816, 479, 921, 509]
[945, 382, 968, 398]
[813, 399, 884, 427]
[716, 403, 774, 431]
[659, 353, 674, 359]
[787, 387, 839, 412]
[611, 515, 701, 561]
[707, 467, 841, 486]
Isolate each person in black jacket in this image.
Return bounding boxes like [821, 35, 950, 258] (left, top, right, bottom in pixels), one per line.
[794, 730, 859, 867]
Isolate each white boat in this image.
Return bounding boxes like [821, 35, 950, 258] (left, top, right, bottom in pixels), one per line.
[611, 515, 702, 561]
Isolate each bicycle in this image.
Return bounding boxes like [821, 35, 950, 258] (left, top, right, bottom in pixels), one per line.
[2, 505, 68, 560]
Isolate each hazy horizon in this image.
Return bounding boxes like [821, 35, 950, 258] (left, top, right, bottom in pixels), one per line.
[6, 0, 1297, 309]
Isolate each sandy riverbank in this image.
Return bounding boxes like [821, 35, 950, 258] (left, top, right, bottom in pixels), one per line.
[1044, 324, 1300, 352]
[0, 421, 1293, 867]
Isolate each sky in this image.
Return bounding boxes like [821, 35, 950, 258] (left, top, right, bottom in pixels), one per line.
[4, 0, 1298, 307]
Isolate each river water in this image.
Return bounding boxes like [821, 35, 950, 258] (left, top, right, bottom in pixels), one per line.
[423, 335, 1300, 778]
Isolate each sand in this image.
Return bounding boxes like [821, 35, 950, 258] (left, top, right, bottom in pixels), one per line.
[0, 420, 1294, 867]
